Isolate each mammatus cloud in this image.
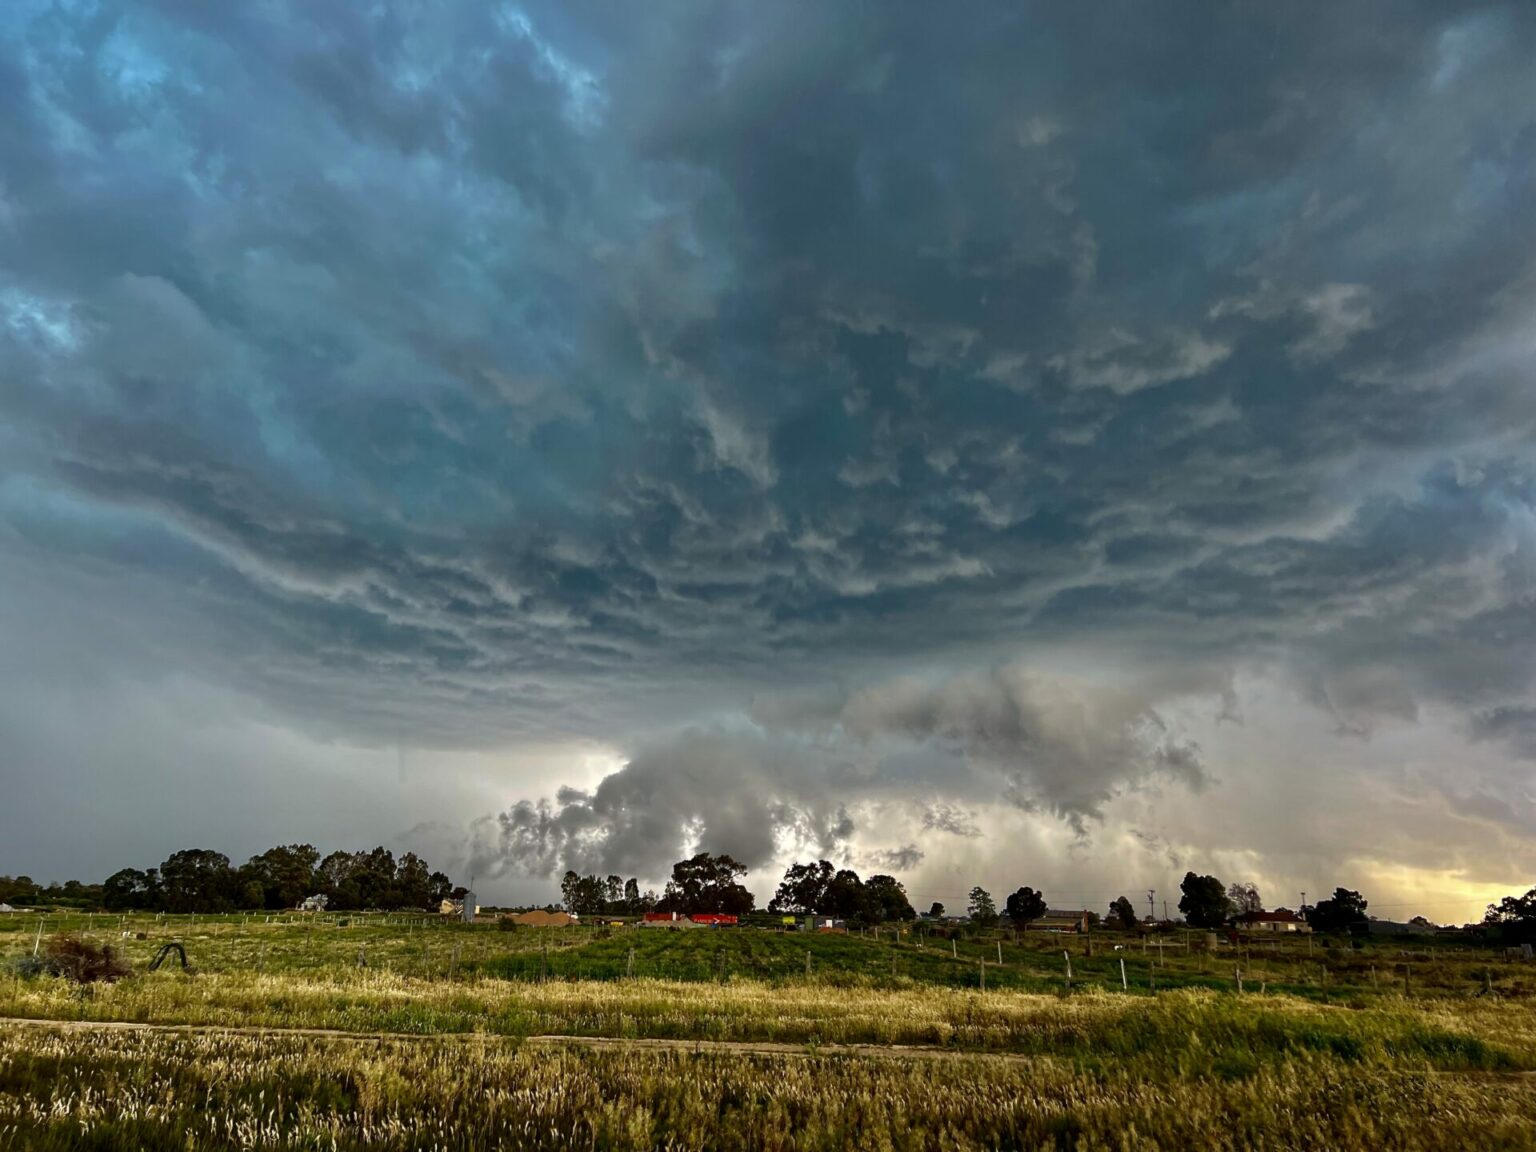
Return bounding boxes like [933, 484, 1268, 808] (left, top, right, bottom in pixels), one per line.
[921, 805, 982, 839]
[0, 4, 1534, 914]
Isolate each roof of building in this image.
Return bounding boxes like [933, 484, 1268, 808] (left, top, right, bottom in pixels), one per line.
[1238, 909, 1305, 923]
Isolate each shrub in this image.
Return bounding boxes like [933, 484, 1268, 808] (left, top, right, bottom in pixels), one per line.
[40, 934, 133, 984]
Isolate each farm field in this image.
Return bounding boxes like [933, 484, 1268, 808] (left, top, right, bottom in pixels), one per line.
[3, 913, 1536, 1149]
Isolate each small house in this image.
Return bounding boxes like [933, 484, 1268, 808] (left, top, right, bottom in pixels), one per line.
[1235, 909, 1312, 934]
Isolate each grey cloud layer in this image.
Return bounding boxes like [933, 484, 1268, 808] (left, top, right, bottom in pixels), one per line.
[2, 2, 1534, 884]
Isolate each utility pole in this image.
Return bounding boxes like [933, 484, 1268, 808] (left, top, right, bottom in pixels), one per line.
[1146, 889, 1156, 921]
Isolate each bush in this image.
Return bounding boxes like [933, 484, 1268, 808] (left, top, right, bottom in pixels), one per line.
[40, 934, 133, 984]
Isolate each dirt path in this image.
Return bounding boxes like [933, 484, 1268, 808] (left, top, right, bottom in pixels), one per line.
[0, 1014, 1027, 1062]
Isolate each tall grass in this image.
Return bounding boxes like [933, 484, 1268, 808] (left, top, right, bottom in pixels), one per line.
[2, 1026, 1532, 1151]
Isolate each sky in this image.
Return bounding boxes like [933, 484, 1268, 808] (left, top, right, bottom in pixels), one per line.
[1, 2, 1534, 922]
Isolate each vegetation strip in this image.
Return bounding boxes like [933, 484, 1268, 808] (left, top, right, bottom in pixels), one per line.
[0, 1015, 1036, 1060]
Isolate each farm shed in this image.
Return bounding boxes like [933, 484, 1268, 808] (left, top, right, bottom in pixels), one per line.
[1235, 910, 1312, 934]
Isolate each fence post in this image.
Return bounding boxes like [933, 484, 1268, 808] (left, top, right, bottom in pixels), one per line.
[1064, 950, 1072, 991]
[980, 959, 985, 991]
[1235, 965, 1242, 993]
[1120, 958, 1127, 990]
[805, 950, 812, 978]
[997, 941, 1003, 965]
[951, 939, 957, 959]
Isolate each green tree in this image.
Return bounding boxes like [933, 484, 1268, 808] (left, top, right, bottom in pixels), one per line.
[1108, 895, 1139, 930]
[394, 852, 433, 909]
[1227, 882, 1262, 916]
[926, 901, 945, 919]
[825, 869, 874, 922]
[353, 847, 398, 908]
[967, 886, 998, 927]
[241, 844, 321, 910]
[1004, 886, 1047, 927]
[560, 871, 600, 915]
[768, 860, 835, 914]
[102, 868, 159, 912]
[1484, 887, 1536, 943]
[158, 849, 235, 913]
[1178, 871, 1229, 929]
[1307, 887, 1369, 936]
[658, 852, 755, 915]
[317, 851, 363, 909]
[864, 874, 916, 922]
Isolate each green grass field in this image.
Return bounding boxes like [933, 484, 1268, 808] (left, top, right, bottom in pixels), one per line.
[3, 913, 1535, 1148]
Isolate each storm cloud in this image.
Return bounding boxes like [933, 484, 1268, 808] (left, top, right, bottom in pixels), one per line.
[2, 2, 1535, 916]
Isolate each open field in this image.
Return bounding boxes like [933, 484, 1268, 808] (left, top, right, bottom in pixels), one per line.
[4, 914, 1536, 1148]
[3, 910, 1528, 999]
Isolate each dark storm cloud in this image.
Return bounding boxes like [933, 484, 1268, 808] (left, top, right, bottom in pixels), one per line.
[2, 2, 1535, 885]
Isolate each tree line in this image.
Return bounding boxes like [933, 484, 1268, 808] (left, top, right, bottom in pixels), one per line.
[561, 852, 761, 918]
[10, 850, 1536, 941]
[12, 845, 458, 914]
[557, 854, 919, 924]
